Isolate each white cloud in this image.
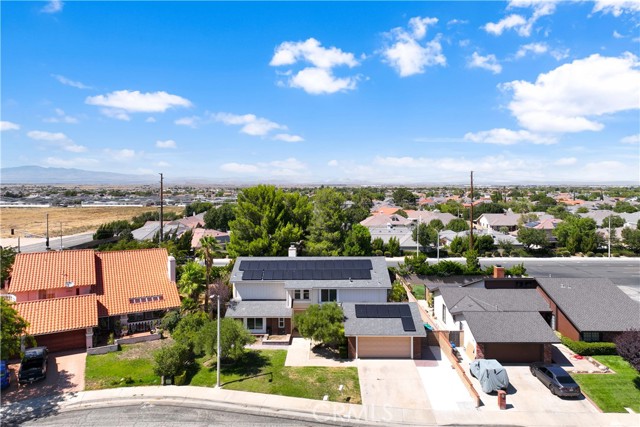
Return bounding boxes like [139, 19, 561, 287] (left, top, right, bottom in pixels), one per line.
[269, 158, 305, 170]
[464, 128, 557, 145]
[468, 52, 502, 74]
[613, 31, 624, 39]
[104, 148, 137, 161]
[41, 0, 63, 14]
[373, 156, 427, 168]
[86, 90, 192, 120]
[146, 117, 156, 123]
[447, 19, 468, 26]
[43, 157, 99, 168]
[289, 67, 358, 94]
[43, 108, 79, 124]
[100, 108, 131, 121]
[174, 116, 199, 128]
[27, 130, 87, 152]
[592, 0, 640, 16]
[515, 42, 548, 58]
[382, 17, 446, 77]
[554, 157, 577, 166]
[51, 74, 91, 89]
[157, 161, 171, 167]
[273, 133, 304, 143]
[621, 134, 640, 144]
[484, 14, 527, 36]
[328, 160, 339, 167]
[503, 53, 640, 133]
[213, 112, 285, 136]
[270, 38, 360, 95]
[0, 121, 20, 131]
[581, 160, 637, 181]
[220, 162, 260, 174]
[156, 139, 177, 149]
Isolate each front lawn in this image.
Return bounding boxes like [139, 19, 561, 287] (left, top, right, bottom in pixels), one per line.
[573, 356, 640, 413]
[190, 349, 360, 403]
[411, 284, 426, 300]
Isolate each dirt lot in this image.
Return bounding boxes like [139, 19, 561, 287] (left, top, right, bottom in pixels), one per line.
[0, 206, 183, 238]
[1, 350, 86, 404]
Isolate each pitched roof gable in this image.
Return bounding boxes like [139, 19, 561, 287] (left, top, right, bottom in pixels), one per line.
[440, 288, 550, 314]
[10, 250, 96, 293]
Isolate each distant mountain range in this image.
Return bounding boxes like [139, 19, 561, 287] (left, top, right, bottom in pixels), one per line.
[0, 166, 158, 185]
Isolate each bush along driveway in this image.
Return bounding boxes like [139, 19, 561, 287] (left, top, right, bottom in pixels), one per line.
[573, 356, 640, 413]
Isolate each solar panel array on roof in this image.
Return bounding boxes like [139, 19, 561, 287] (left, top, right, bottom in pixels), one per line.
[354, 304, 416, 332]
[239, 259, 373, 281]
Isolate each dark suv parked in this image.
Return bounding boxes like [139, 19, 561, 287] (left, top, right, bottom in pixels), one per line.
[18, 347, 48, 384]
[530, 363, 581, 397]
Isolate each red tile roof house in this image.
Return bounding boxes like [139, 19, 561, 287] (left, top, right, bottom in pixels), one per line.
[7, 248, 180, 352]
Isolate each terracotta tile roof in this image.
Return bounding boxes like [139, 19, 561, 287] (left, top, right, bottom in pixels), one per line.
[14, 295, 98, 335]
[191, 228, 230, 249]
[95, 248, 180, 317]
[9, 250, 96, 293]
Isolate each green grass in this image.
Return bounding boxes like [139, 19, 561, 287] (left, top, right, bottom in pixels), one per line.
[85, 343, 166, 390]
[573, 356, 640, 413]
[411, 284, 426, 300]
[190, 350, 361, 403]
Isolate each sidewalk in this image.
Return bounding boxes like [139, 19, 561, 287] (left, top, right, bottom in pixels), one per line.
[2, 385, 639, 426]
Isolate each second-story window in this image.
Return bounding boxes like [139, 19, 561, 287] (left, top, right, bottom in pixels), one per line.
[294, 289, 310, 300]
[320, 289, 337, 302]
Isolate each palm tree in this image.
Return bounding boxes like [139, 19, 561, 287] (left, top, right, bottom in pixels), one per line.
[178, 260, 206, 303]
[197, 236, 220, 317]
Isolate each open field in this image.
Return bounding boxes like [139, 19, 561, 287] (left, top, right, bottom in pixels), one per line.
[0, 206, 184, 238]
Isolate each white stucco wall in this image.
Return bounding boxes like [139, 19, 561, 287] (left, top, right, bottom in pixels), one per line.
[233, 282, 286, 300]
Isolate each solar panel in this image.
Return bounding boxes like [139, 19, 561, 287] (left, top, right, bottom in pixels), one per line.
[387, 305, 401, 317]
[366, 305, 378, 317]
[399, 305, 411, 317]
[272, 270, 284, 280]
[377, 305, 390, 318]
[303, 270, 313, 280]
[355, 305, 366, 318]
[263, 270, 274, 280]
[401, 317, 416, 332]
[291, 270, 303, 280]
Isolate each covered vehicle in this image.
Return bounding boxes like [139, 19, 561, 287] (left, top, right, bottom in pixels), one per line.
[18, 347, 48, 384]
[0, 360, 10, 390]
[470, 359, 509, 393]
[530, 363, 581, 397]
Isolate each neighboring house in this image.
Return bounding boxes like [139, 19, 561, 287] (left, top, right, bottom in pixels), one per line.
[176, 212, 206, 229]
[535, 278, 639, 343]
[360, 213, 414, 228]
[132, 221, 190, 241]
[477, 213, 520, 232]
[8, 248, 181, 352]
[191, 228, 230, 250]
[343, 302, 426, 359]
[368, 228, 417, 251]
[523, 218, 563, 242]
[435, 287, 558, 363]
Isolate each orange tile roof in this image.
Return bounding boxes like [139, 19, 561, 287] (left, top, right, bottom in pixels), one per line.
[14, 295, 98, 335]
[95, 248, 180, 317]
[9, 250, 97, 293]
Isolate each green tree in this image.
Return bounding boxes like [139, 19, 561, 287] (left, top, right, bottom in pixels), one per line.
[387, 237, 401, 257]
[497, 239, 513, 255]
[547, 205, 570, 220]
[603, 215, 625, 229]
[185, 201, 213, 217]
[446, 218, 469, 232]
[153, 343, 191, 378]
[178, 261, 206, 302]
[343, 224, 372, 256]
[1, 246, 17, 286]
[204, 203, 236, 231]
[1, 299, 31, 359]
[93, 220, 132, 240]
[198, 236, 220, 316]
[388, 281, 408, 302]
[464, 202, 505, 221]
[172, 311, 209, 349]
[371, 237, 385, 253]
[429, 219, 444, 231]
[613, 201, 639, 214]
[392, 188, 417, 208]
[412, 223, 437, 251]
[194, 317, 256, 361]
[228, 185, 311, 257]
[307, 188, 347, 256]
[553, 216, 598, 254]
[490, 191, 503, 203]
[622, 227, 640, 253]
[517, 227, 550, 251]
[294, 302, 345, 347]
[576, 207, 589, 214]
[393, 209, 408, 218]
[464, 250, 481, 274]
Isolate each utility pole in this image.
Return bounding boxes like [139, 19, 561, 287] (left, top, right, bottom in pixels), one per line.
[469, 171, 474, 251]
[216, 294, 221, 388]
[416, 215, 421, 254]
[46, 213, 50, 250]
[159, 173, 164, 244]
[608, 215, 611, 258]
[59, 222, 63, 250]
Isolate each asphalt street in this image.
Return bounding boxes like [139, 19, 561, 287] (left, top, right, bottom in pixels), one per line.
[10, 232, 94, 253]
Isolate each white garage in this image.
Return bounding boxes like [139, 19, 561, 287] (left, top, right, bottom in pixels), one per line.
[357, 336, 412, 358]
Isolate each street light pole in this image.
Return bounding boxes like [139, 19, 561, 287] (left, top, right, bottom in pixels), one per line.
[216, 294, 221, 388]
[608, 215, 611, 258]
[437, 231, 440, 261]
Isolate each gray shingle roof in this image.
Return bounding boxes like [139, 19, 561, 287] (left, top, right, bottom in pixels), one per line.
[230, 256, 391, 290]
[536, 278, 640, 332]
[440, 288, 550, 314]
[464, 312, 560, 344]
[225, 300, 291, 318]
[342, 302, 426, 337]
[409, 275, 484, 292]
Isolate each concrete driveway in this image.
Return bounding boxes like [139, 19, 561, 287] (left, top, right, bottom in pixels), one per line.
[1, 350, 86, 404]
[476, 365, 598, 413]
[357, 359, 430, 411]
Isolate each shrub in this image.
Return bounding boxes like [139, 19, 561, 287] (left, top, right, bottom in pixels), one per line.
[388, 281, 408, 302]
[615, 329, 640, 372]
[384, 251, 391, 257]
[153, 343, 192, 378]
[174, 370, 188, 386]
[595, 253, 603, 257]
[586, 251, 595, 257]
[560, 336, 617, 356]
[375, 249, 383, 256]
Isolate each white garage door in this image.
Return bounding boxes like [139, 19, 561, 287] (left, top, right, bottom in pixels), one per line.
[358, 336, 411, 358]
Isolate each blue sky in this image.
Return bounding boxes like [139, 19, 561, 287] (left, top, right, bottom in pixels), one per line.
[1, 0, 639, 184]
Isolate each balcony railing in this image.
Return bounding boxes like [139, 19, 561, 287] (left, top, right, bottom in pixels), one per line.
[127, 318, 161, 334]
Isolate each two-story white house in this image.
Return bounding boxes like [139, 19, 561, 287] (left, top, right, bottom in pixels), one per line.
[226, 255, 391, 335]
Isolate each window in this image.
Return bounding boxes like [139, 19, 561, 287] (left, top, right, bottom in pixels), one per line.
[442, 305, 447, 324]
[320, 289, 337, 302]
[38, 290, 55, 300]
[278, 318, 285, 329]
[247, 318, 264, 330]
[294, 289, 310, 300]
[582, 332, 601, 342]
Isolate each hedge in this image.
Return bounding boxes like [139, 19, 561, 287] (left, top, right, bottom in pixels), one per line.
[560, 336, 617, 356]
[174, 370, 188, 386]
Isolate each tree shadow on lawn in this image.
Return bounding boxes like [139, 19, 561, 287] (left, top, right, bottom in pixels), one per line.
[221, 351, 271, 377]
[633, 376, 640, 391]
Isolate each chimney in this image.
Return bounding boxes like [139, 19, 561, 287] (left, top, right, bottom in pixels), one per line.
[493, 265, 505, 279]
[167, 255, 176, 282]
[288, 244, 297, 258]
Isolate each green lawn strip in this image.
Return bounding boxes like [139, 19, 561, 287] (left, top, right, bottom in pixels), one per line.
[411, 284, 426, 300]
[573, 356, 640, 413]
[190, 349, 361, 404]
[85, 343, 163, 390]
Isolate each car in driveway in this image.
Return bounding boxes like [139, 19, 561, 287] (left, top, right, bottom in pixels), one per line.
[1, 360, 10, 389]
[530, 363, 581, 397]
[18, 347, 48, 384]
